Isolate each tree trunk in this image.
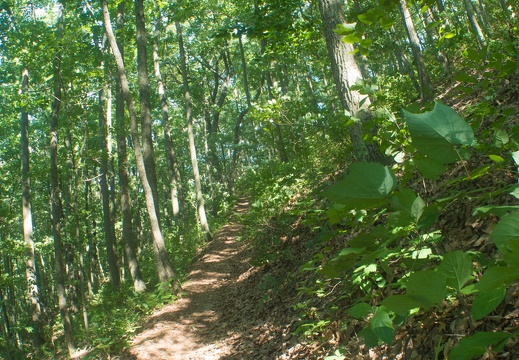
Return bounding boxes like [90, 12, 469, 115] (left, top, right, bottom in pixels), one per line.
[398, 0, 434, 102]
[102, 0, 178, 287]
[49, 7, 76, 354]
[98, 88, 121, 289]
[115, 0, 146, 293]
[153, 17, 183, 221]
[317, 0, 373, 161]
[135, 0, 161, 225]
[20, 68, 45, 346]
[176, 21, 212, 241]
[463, 0, 487, 49]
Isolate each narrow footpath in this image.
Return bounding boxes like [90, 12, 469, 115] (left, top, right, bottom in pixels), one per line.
[123, 199, 253, 359]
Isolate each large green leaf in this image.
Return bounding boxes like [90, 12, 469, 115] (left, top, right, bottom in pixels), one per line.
[348, 302, 372, 319]
[491, 211, 519, 264]
[471, 286, 506, 321]
[449, 332, 510, 360]
[406, 270, 446, 309]
[323, 162, 397, 209]
[370, 306, 394, 344]
[475, 266, 519, 292]
[389, 188, 425, 226]
[381, 294, 421, 316]
[438, 251, 473, 291]
[414, 157, 446, 180]
[403, 102, 474, 163]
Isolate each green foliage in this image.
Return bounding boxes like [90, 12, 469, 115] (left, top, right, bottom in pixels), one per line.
[312, 101, 518, 354]
[403, 102, 475, 179]
[449, 332, 511, 360]
[323, 162, 397, 210]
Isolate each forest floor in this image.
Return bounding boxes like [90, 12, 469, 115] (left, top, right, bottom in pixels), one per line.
[121, 198, 311, 360]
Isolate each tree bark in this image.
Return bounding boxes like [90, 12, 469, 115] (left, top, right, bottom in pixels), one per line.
[398, 0, 434, 102]
[20, 68, 44, 346]
[176, 21, 212, 241]
[317, 0, 373, 161]
[102, 0, 177, 287]
[462, 0, 487, 49]
[153, 17, 183, 221]
[98, 87, 121, 289]
[115, 0, 146, 293]
[49, 7, 76, 354]
[135, 0, 161, 225]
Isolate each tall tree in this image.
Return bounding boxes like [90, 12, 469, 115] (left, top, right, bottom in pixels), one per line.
[49, 6, 76, 355]
[153, 15, 183, 221]
[115, 0, 146, 292]
[462, 0, 487, 49]
[135, 0, 161, 224]
[98, 87, 120, 289]
[317, 0, 374, 161]
[102, 0, 177, 287]
[398, 0, 434, 102]
[176, 21, 212, 241]
[20, 68, 44, 346]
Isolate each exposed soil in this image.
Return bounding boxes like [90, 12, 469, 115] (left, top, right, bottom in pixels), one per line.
[121, 198, 290, 360]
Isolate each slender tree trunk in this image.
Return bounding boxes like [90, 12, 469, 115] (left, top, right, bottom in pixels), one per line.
[153, 17, 182, 221]
[398, 0, 434, 102]
[463, 0, 487, 49]
[50, 7, 76, 354]
[99, 88, 121, 289]
[20, 68, 45, 346]
[102, 0, 177, 287]
[68, 125, 89, 333]
[135, 0, 161, 225]
[115, 1, 146, 292]
[176, 21, 212, 241]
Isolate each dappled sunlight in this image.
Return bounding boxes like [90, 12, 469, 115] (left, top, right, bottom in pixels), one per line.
[125, 200, 251, 360]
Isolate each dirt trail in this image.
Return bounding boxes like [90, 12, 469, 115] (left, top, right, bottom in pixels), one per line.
[123, 199, 252, 360]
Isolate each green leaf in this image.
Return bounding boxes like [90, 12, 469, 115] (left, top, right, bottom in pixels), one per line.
[488, 155, 505, 164]
[403, 102, 474, 163]
[348, 226, 389, 249]
[389, 188, 425, 226]
[406, 270, 446, 309]
[414, 156, 446, 180]
[501, 238, 519, 266]
[438, 251, 472, 291]
[449, 332, 510, 360]
[471, 286, 506, 321]
[473, 205, 519, 217]
[381, 294, 421, 316]
[417, 203, 440, 229]
[443, 32, 456, 39]
[359, 327, 381, 348]
[320, 247, 365, 277]
[491, 211, 519, 258]
[323, 162, 397, 210]
[357, 13, 374, 24]
[342, 34, 360, 43]
[334, 23, 356, 34]
[348, 302, 372, 319]
[370, 306, 394, 344]
[493, 129, 509, 147]
[476, 266, 519, 292]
